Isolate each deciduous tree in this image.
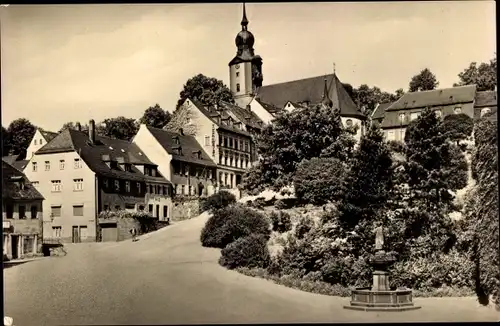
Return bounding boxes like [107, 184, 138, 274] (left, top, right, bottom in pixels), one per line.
[454, 56, 497, 91]
[441, 113, 474, 146]
[176, 74, 234, 110]
[6, 118, 36, 158]
[409, 68, 439, 92]
[139, 104, 172, 129]
[99, 117, 138, 141]
[2, 126, 11, 156]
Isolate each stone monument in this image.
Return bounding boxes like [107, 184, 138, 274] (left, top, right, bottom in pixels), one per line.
[343, 225, 421, 312]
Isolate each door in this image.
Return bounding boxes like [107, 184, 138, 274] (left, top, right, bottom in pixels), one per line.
[72, 226, 80, 243]
[101, 224, 118, 242]
[155, 205, 160, 218]
[11, 235, 18, 259]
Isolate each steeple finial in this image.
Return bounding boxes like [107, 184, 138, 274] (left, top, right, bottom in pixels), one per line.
[241, 2, 249, 30]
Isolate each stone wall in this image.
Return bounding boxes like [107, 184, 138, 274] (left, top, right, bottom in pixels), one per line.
[172, 199, 201, 221]
[117, 218, 141, 242]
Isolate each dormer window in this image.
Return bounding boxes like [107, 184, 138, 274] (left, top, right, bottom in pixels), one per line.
[193, 150, 202, 160]
[173, 146, 182, 156]
[172, 136, 180, 145]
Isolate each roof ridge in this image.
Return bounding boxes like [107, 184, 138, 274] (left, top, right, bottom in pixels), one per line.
[261, 73, 336, 88]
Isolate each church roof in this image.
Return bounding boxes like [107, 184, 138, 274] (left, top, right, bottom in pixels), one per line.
[256, 73, 366, 119]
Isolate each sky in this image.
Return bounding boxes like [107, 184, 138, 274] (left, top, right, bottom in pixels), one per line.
[1, 2, 496, 131]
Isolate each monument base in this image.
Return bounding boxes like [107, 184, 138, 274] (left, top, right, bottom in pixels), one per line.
[343, 288, 421, 312]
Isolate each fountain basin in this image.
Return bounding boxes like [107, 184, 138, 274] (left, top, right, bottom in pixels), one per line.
[344, 287, 421, 312]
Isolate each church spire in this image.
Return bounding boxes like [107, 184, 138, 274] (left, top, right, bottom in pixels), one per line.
[322, 77, 333, 107]
[241, 2, 249, 30]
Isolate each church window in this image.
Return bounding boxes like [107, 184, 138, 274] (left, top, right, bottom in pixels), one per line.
[236, 83, 240, 92]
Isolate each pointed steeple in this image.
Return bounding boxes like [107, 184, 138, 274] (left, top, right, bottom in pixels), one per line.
[321, 77, 333, 108]
[241, 2, 249, 30]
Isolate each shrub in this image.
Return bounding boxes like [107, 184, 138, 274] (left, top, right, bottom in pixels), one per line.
[274, 199, 286, 209]
[269, 211, 292, 233]
[253, 197, 266, 209]
[219, 233, 271, 269]
[294, 216, 314, 239]
[387, 140, 406, 154]
[293, 157, 347, 205]
[201, 190, 236, 212]
[200, 204, 271, 248]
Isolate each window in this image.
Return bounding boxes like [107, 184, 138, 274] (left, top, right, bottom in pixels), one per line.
[45, 161, 50, 171]
[245, 141, 249, 152]
[60, 160, 65, 170]
[480, 107, 491, 117]
[103, 178, 109, 188]
[137, 182, 141, 193]
[410, 112, 420, 121]
[32, 162, 38, 172]
[114, 205, 121, 211]
[51, 180, 62, 192]
[164, 186, 169, 196]
[40, 139, 43, 145]
[223, 137, 228, 147]
[125, 203, 135, 210]
[138, 205, 144, 211]
[80, 226, 88, 239]
[114, 180, 120, 191]
[51, 206, 62, 217]
[229, 138, 234, 148]
[435, 110, 442, 119]
[163, 205, 169, 219]
[34, 139, 37, 145]
[188, 185, 192, 195]
[345, 119, 354, 127]
[224, 155, 228, 165]
[73, 205, 84, 216]
[52, 226, 62, 238]
[148, 204, 153, 213]
[218, 135, 222, 145]
[73, 179, 83, 191]
[156, 204, 160, 218]
[74, 158, 82, 169]
[387, 130, 395, 141]
[399, 113, 405, 122]
[125, 181, 130, 193]
[400, 129, 406, 141]
[181, 185, 185, 195]
[205, 135, 210, 146]
[104, 205, 109, 211]
[236, 72, 240, 77]
[32, 181, 39, 189]
[245, 157, 249, 168]
[30, 205, 38, 219]
[236, 83, 240, 92]
[454, 107, 462, 114]
[23, 235, 34, 254]
[6, 204, 13, 219]
[19, 205, 26, 219]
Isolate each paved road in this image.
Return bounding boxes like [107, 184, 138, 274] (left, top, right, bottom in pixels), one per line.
[4, 214, 499, 325]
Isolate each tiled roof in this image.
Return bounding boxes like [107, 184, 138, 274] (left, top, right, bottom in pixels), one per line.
[2, 154, 21, 166]
[189, 99, 261, 136]
[371, 102, 393, 121]
[255, 98, 283, 114]
[145, 126, 217, 168]
[386, 85, 476, 112]
[256, 73, 365, 119]
[36, 129, 169, 183]
[2, 161, 44, 200]
[40, 130, 58, 142]
[11, 160, 29, 172]
[474, 91, 497, 108]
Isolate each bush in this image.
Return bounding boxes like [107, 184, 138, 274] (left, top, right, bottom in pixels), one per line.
[269, 211, 292, 233]
[274, 199, 286, 209]
[201, 190, 236, 212]
[200, 204, 271, 248]
[294, 216, 315, 239]
[219, 233, 271, 269]
[293, 157, 347, 205]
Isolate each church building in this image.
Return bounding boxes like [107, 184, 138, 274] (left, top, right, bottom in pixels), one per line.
[227, 4, 367, 139]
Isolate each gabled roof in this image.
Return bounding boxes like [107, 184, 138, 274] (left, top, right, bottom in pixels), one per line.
[39, 129, 58, 142]
[2, 161, 44, 200]
[386, 85, 477, 112]
[145, 126, 217, 168]
[255, 73, 365, 119]
[35, 129, 168, 183]
[371, 102, 393, 120]
[2, 154, 21, 166]
[255, 98, 283, 114]
[188, 99, 262, 136]
[474, 90, 497, 108]
[11, 160, 29, 172]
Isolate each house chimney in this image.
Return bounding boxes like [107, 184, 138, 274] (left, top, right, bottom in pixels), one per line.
[76, 122, 82, 131]
[179, 128, 184, 135]
[89, 119, 95, 144]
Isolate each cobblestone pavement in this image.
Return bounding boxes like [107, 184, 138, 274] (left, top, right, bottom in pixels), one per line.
[4, 215, 499, 325]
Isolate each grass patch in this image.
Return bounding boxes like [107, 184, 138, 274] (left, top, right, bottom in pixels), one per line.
[236, 267, 475, 298]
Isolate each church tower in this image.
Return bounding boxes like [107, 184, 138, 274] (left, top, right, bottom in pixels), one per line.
[228, 3, 263, 108]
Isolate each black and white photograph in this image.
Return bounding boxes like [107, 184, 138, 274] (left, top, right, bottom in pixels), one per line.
[1, 1, 498, 325]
